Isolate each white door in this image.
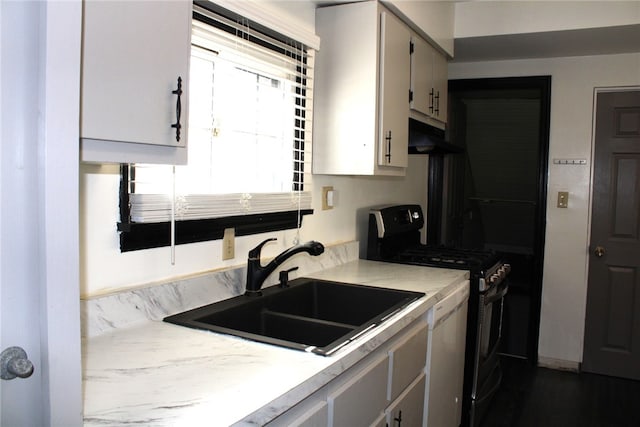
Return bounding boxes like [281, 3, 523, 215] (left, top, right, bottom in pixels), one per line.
[1, 1, 82, 424]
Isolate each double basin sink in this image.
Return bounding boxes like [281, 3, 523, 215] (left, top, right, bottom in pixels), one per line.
[164, 278, 424, 356]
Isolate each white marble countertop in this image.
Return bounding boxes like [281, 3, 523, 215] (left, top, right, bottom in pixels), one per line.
[82, 259, 468, 426]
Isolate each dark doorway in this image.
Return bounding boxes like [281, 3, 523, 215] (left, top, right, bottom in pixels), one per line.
[431, 76, 550, 363]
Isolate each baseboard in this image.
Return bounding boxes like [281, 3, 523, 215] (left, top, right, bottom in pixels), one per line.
[537, 356, 580, 372]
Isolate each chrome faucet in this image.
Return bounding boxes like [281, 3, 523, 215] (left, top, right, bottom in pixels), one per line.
[244, 238, 325, 296]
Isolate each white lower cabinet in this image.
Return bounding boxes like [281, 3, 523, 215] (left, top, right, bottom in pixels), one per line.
[290, 401, 329, 427]
[372, 413, 388, 427]
[268, 320, 429, 427]
[328, 354, 390, 426]
[388, 323, 429, 403]
[386, 373, 426, 427]
[266, 396, 329, 427]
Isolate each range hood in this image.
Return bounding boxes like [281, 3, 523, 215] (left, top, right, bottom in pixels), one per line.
[408, 118, 463, 154]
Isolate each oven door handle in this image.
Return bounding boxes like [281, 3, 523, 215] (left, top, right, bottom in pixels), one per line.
[484, 280, 508, 305]
[475, 366, 503, 405]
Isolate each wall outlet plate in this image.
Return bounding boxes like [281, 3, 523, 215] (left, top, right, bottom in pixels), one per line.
[322, 186, 334, 210]
[557, 191, 569, 208]
[222, 228, 235, 260]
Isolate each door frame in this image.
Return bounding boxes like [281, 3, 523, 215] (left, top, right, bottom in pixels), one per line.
[583, 86, 640, 371]
[444, 76, 551, 363]
[1, 1, 82, 424]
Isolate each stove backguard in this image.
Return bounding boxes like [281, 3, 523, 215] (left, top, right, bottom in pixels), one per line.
[366, 204, 424, 261]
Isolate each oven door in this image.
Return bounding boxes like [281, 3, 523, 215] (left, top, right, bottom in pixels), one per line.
[470, 278, 509, 426]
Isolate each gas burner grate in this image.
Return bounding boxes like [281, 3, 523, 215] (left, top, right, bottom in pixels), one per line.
[390, 246, 499, 270]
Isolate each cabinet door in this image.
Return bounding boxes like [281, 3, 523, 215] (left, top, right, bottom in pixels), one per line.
[386, 373, 426, 427]
[410, 36, 434, 117]
[81, 0, 190, 163]
[432, 51, 448, 122]
[426, 301, 468, 427]
[328, 354, 389, 427]
[313, 1, 379, 175]
[378, 10, 410, 169]
[388, 322, 428, 403]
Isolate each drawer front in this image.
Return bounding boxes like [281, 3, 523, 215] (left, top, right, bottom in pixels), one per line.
[388, 322, 428, 402]
[329, 354, 389, 427]
[371, 412, 387, 427]
[291, 401, 328, 427]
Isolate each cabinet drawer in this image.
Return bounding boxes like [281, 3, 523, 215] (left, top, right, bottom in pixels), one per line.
[388, 322, 428, 402]
[291, 401, 328, 427]
[328, 354, 389, 427]
[371, 412, 387, 427]
[267, 399, 328, 427]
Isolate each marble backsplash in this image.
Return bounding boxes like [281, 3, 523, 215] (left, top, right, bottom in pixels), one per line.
[81, 241, 359, 338]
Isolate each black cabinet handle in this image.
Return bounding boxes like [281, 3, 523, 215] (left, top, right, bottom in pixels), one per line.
[385, 130, 392, 163]
[171, 76, 183, 142]
[434, 90, 440, 115]
[429, 88, 434, 113]
[394, 410, 403, 426]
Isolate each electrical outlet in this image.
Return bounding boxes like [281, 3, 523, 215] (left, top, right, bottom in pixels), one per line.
[222, 228, 235, 260]
[557, 191, 569, 208]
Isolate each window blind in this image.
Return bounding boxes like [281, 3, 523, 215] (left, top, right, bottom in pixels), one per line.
[126, 2, 314, 226]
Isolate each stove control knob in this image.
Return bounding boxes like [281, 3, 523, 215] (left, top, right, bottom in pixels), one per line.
[502, 263, 512, 274]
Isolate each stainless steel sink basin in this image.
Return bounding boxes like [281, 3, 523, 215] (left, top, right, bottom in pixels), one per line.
[164, 278, 424, 356]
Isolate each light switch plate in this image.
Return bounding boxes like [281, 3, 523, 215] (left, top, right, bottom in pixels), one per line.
[322, 186, 334, 210]
[557, 191, 569, 208]
[222, 228, 235, 260]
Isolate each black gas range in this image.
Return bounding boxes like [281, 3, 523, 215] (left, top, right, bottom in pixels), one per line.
[366, 204, 510, 427]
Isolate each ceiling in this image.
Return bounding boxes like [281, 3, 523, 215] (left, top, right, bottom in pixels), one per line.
[452, 23, 640, 62]
[311, 1, 640, 63]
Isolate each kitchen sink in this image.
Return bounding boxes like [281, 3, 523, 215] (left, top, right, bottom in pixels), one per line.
[164, 278, 424, 356]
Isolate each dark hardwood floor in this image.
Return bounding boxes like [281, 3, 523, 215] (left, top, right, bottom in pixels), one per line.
[479, 356, 640, 427]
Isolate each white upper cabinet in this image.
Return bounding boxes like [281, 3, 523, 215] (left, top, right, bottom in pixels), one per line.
[433, 46, 449, 124]
[410, 36, 434, 116]
[410, 34, 448, 125]
[383, 0, 455, 57]
[313, 1, 411, 176]
[378, 10, 411, 170]
[80, 0, 191, 164]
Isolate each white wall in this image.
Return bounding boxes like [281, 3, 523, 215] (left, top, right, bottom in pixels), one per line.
[454, 1, 640, 38]
[80, 0, 430, 297]
[80, 159, 428, 296]
[449, 52, 640, 365]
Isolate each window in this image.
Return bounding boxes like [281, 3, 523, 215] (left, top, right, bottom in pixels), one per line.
[118, 2, 314, 252]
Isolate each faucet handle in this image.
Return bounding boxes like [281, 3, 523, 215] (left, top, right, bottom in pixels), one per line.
[248, 238, 277, 260]
[278, 267, 299, 288]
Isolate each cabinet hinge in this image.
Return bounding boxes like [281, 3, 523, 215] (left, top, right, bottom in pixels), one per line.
[409, 41, 414, 55]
